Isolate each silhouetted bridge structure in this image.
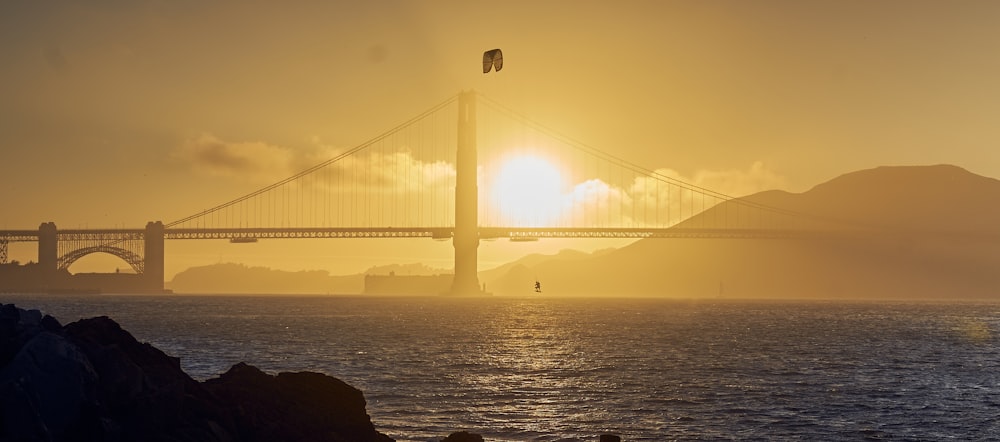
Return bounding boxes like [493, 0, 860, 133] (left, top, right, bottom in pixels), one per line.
[0, 91, 841, 294]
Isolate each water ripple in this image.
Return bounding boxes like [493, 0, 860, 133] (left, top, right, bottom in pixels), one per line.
[7, 294, 1000, 441]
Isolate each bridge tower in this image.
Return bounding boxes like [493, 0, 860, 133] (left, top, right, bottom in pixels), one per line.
[451, 90, 481, 295]
[144, 221, 165, 291]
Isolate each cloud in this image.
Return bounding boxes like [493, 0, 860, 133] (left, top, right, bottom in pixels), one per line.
[629, 161, 785, 200]
[477, 159, 788, 228]
[172, 133, 311, 182]
[174, 134, 457, 188]
[169, 134, 460, 227]
[625, 161, 787, 226]
[681, 161, 788, 198]
[312, 149, 456, 211]
[530, 161, 787, 228]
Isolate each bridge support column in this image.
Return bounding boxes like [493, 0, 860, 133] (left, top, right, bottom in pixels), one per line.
[38, 222, 57, 276]
[451, 90, 481, 295]
[144, 221, 165, 292]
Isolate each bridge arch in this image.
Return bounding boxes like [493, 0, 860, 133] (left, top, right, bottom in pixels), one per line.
[58, 245, 144, 274]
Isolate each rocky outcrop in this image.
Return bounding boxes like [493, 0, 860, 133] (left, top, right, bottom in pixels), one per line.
[0, 303, 394, 442]
[63, 315, 232, 441]
[205, 362, 392, 442]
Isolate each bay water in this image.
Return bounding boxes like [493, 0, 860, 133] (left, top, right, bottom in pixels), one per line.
[5, 294, 1000, 441]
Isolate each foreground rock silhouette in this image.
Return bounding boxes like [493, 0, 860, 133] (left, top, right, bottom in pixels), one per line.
[0, 303, 393, 442]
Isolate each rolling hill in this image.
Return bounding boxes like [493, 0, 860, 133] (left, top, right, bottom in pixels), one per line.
[484, 165, 1000, 299]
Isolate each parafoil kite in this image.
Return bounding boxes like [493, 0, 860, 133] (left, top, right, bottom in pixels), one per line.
[483, 49, 503, 73]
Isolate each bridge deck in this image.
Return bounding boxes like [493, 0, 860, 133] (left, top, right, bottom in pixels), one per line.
[0, 226, 866, 242]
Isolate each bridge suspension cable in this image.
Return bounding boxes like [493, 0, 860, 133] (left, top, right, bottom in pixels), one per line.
[166, 94, 461, 230]
[163, 90, 839, 236]
[476, 92, 820, 231]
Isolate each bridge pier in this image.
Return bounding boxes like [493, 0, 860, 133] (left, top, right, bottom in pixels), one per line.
[451, 90, 482, 295]
[144, 221, 165, 292]
[38, 222, 58, 276]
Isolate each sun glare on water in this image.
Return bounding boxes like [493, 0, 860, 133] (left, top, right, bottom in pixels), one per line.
[492, 155, 565, 226]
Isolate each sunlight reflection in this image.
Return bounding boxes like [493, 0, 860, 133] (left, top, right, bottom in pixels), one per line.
[952, 318, 993, 344]
[453, 299, 614, 433]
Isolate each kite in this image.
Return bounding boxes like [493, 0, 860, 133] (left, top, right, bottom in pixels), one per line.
[483, 49, 503, 73]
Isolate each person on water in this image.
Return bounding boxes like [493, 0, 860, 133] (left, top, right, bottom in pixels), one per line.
[534, 280, 542, 293]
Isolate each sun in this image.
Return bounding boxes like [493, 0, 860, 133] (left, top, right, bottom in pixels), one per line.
[491, 155, 564, 226]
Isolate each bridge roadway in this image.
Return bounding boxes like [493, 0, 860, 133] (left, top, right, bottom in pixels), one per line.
[0, 226, 850, 242]
[4, 224, 996, 295]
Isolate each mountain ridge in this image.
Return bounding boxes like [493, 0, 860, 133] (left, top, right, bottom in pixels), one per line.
[169, 165, 1000, 299]
[488, 164, 1000, 299]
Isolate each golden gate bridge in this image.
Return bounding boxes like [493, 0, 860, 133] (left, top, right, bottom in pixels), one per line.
[0, 91, 836, 294]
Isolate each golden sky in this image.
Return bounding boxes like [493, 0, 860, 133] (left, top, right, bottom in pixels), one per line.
[3, 0, 1000, 276]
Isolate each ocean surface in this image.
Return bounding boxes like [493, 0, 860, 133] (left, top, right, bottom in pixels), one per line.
[4, 293, 1000, 441]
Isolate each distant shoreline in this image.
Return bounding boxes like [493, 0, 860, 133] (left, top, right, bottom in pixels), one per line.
[6, 291, 1000, 304]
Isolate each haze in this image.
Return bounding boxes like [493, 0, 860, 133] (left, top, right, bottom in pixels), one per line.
[3, 0, 1000, 280]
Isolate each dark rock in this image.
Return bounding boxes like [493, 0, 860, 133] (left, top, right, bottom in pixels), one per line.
[40, 314, 62, 332]
[20, 308, 43, 327]
[600, 435, 622, 442]
[63, 315, 235, 441]
[0, 330, 99, 440]
[0, 303, 97, 441]
[0, 304, 21, 367]
[1, 304, 393, 442]
[205, 362, 393, 442]
[1, 375, 53, 441]
[441, 431, 485, 442]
